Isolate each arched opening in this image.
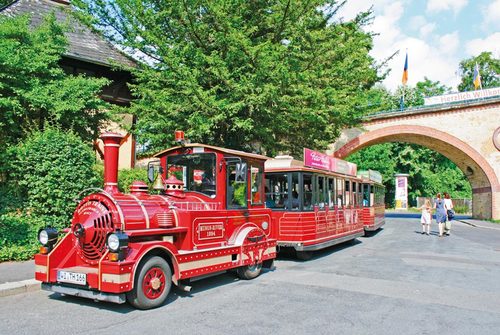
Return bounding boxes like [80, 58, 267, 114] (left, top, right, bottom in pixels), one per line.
[334, 125, 499, 219]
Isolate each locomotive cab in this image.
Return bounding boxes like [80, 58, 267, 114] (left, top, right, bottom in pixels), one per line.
[35, 132, 276, 309]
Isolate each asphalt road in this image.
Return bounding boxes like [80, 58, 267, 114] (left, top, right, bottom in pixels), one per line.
[1, 217, 500, 335]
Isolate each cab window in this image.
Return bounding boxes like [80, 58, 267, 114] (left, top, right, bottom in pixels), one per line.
[227, 161, 248, 209]
[250, 165, 264, 205]
[167, 153, 216, 197]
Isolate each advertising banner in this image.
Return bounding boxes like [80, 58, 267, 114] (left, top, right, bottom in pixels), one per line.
[303, 148, 357, 176]
[395, 174, 409, 210]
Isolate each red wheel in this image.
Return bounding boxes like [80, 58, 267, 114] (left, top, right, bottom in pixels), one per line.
[142, 267, 166, 299]
[127, 256, 172, 309]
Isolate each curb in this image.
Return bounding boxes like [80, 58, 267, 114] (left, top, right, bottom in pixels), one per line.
[458, 220, 500, 231]
[0, 279, 40, 298]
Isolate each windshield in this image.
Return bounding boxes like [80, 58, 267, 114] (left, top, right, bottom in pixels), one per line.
[167, 153, 217, 197]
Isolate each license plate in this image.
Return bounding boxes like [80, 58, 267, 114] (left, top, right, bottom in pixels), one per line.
[57, 270, 86, 285]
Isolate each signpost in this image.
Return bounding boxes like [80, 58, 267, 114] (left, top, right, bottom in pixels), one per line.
[394, 173, 409, 210]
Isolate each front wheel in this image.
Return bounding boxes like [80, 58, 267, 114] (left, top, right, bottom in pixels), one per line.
[127, 256, 172, 309]
[237, 262, 262, 280]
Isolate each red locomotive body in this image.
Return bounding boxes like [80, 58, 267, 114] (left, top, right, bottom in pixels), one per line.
[35, 132, 276, 309]
[358, 170, 386, 232]
[264, 151, 365, 260]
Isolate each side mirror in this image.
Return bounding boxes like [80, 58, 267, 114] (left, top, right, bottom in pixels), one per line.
[147, 163, 155, 183]
[235, 162, 247, 183]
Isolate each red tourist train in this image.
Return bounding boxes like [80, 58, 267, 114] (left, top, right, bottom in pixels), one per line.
[34, 132, 384, 309]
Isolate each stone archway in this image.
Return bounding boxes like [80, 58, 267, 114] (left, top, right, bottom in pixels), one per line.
[333, 125, 500, 220]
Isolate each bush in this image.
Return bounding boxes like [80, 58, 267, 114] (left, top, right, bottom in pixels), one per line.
[118, 168, 149, 193]
[0, 212, 44, 261]
[12, 128, 100, 228]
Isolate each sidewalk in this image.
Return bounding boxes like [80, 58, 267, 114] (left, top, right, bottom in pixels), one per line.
[458, 218, 500, 230]
[0, 260, 39, 298]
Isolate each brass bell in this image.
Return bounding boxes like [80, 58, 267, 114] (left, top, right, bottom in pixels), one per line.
[152, 173, 164, 191]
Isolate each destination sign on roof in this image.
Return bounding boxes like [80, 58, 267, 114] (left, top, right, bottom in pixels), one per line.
[303, 148, 357, 176]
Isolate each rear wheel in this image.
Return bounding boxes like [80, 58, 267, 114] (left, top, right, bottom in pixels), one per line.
[127, 256, 172, 309]
[237, 262, 262, 280]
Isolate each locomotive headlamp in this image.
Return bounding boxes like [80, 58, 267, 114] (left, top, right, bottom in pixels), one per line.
[38, 227, 58, 246]
[106, 232, 129, 252]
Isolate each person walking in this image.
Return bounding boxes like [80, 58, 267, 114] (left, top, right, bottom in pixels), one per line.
[443, 192, 454, 236]
[434, 193, 447, 237]
[418, 198, 432, 235]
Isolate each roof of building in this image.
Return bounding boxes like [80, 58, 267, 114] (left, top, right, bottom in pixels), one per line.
[1, 0, 136, 68]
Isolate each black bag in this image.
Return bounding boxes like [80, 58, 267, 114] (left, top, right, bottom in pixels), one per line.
[447, 209, 455, 220]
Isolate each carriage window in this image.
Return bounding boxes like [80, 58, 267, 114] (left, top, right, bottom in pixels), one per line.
[363, 184, 370, 206]
[303, 174, 313, 211]
[250, 165, 263, 205]
[352, 182, 357, 206]
[336, 178, 344, 207]
[289, 173, 300, 210]
[167, 153, 216, 197]
[227, 161, 248, 209]
[328, 178, 335, 209]
[265, 173, 288, 209]
[344, 180, 351, 206]
[316, 176, 326, 209]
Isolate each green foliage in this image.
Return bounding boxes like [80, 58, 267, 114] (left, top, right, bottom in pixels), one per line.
[0, 1, 12, 8]
[12, 128, 101, 228]
[348, 143, 472, 206]
[118, 168, 148, 193]
[73, 0, 383, 156]
[367, 78, 450, 112]
[458, 52, 500, 92]
[0, 14, 110, 147]
[0, 212, 43, 261]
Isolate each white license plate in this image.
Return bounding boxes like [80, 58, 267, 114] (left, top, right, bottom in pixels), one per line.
[57, 270, 86, 285]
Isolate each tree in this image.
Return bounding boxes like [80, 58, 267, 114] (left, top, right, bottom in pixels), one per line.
[0, 1, 12, 8]
[457, 52, 500, 91]
[0, 14, 110, 147]
[73, 0, 383, 156]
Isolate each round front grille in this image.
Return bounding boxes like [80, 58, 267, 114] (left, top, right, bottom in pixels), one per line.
[73, 199, 116, 265]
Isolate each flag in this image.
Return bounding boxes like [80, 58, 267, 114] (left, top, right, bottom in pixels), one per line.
[473, 62, 482, 90]
[401, 52, 408, 85]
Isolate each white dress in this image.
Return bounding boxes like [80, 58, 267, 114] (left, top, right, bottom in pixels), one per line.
[421, 208, 432, 224]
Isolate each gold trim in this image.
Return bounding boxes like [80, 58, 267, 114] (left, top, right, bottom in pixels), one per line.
[102, 273, 131, 284]
[179, 255, 231, 272]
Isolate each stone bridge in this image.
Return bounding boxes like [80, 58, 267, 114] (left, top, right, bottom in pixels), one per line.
[328, 96, 500, 220]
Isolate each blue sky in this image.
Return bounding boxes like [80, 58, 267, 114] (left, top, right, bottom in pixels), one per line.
[339, 0, 500, 91]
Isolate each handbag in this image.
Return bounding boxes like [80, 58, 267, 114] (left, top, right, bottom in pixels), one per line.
[447, 209, 455, 220]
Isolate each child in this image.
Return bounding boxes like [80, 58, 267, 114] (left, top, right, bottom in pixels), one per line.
[418, 199, 432, 235]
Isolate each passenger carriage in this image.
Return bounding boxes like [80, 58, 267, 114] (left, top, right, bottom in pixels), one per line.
[358, 170, 386, 232]
[264, 149, 365, 260]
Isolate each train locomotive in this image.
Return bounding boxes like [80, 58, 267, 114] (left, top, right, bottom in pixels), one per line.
[35, 131, 276, 309]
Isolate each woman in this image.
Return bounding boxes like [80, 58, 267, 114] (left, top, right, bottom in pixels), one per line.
[443, 192, 454, 236]
[434, 193, 447, 237]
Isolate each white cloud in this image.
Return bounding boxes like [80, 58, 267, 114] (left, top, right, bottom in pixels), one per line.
[483, 0, 500, 29]
[426, 0, 468, 15]
[409, 15, 426, 31]
[438, 32, 460, 55]
[465, 32, 500, 57]
[419, 23, 436, 37]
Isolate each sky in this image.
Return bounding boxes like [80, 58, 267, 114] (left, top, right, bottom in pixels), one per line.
[338, 0, 500, 92]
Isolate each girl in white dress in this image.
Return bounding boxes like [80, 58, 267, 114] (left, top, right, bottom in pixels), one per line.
[419, 199, 432, 235]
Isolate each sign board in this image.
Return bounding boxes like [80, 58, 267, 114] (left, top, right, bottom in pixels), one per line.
[424, 87, 500, 105]
[358, 170, 383, 184]
[303, 148, 357, 176]
[394, 174, 409, 210]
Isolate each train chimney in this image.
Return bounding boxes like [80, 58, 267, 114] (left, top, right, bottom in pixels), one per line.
[101, 132, 124, 194]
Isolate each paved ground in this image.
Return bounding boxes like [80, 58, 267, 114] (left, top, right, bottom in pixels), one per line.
[1, 216, 500, 335]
